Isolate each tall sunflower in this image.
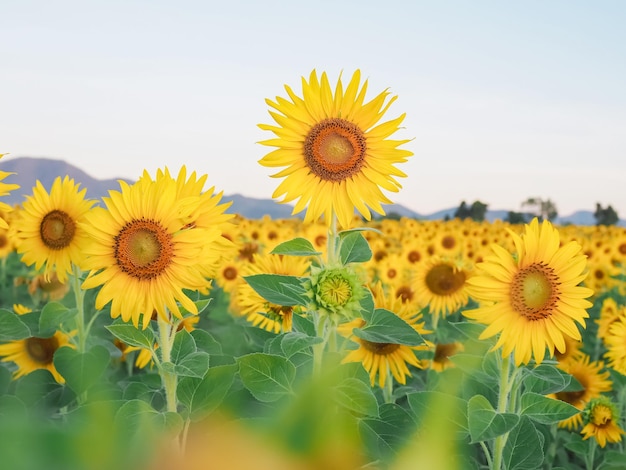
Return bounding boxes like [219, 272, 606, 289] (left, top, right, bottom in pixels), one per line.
[338, 282, 429, 388]
[258, 70, 413, 229]
[80, 167, 233, 329]
[0, 153, 19, 229]
[13, 176, 94, 283]
[463, 218, 593, 366]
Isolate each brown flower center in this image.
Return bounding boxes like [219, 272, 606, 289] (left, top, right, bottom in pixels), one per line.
[304, 118, 367, 182]
[425, 264, 466, 296]
[40, 210, 76, 250]
[26, 336, 59, 364]
[362, 340, 400, 355]
[434, 342, 460, 363]
[441, 235, 457, 250]
[510, 263, 560, 320]
[223, 266, 238, 281]
[115, 219, 174, 280]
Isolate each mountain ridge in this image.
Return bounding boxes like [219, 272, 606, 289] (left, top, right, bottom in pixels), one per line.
[1, 156, 624, 227]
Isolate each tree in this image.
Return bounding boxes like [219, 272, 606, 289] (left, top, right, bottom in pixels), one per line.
[453, 201, 471, 220]
[521, 197, 558, 222]
[454, 200, 488, 222]
[469, 200, 488, 222]
[505, 211, 528, 224]
[594, 203, 619, 226]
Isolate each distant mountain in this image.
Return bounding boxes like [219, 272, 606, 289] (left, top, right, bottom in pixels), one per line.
[1, 156, 624, 226]
[0, 156, 134, 206]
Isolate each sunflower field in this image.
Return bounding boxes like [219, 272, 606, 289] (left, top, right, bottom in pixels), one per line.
[1, 71, 626, 470]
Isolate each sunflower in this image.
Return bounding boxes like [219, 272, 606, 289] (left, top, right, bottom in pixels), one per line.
[547, 354, 612, 430]
[580, 396, 624, 448]
[0, 330, 75, 384]
[0, 153, 19, 229]
[231, 252, 310, 334]
[81, 167, 233, 329]
[414, 255, 472, 321]
[596, 297, 624, 342]
[463, 218, 593, 366]
[426, 341, 465, 372]
[258, 70, 412, 229]
[602, 316, 626, 375]
[338, 282, 429, 388]
[12, 176, 94, 283]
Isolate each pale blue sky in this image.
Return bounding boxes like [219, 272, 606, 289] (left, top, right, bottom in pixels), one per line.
[2, 0, 625, 216]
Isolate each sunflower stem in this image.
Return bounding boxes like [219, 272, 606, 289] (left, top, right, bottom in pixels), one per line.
[312, 313, 328, 377]
[585, 438, 596, 470]
[327, 213, 338, 265]
[382, 370, 394, 404]
[492, 354, 512, 470]
[71, 264, 87, 353]
[157, 313, 179, 414]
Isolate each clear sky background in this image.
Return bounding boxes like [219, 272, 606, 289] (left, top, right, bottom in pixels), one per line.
[2, 0, 625, 217]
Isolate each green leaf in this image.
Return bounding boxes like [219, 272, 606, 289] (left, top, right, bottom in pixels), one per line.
[237, 353, 295, 402]
[354, 308, 424, 346]
[53, 345, 111, 396]
[179, 298, 212, 315]
[520, 392, 579, 425]
[171, 329, 197, 364]
[339, 231, 372, 264]
[105, 320, 155, 349]
[598, 450, 626, 470]
[280, 332, 322, 358]
[0, 395, 27, 420]
[270, 237, 322, 257]
[0, 308, 30, 341]
[0, 365, 11, 396]
[333, 377, 378, 417]
[38, 302, 77, 336]
[174, 352, 210, 378]
[15, 369, 74, 409]
[191, 329, 223, 355]
[406, 391, 468, 437]
[467, 395, 519, 443]
[359, 403, 416, 460]
[177, 364, 237, 422]
[503, 416, 544, 470]
[115, 399, 182, 437]
[523, 364, 571, 394]
[243, 274, 309, 306]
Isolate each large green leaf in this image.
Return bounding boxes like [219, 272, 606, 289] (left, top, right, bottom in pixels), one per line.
[105, 320, 155, 349]
[270, 237, 321, 257]
[339, 231, 372, 265]
[178, 363, 237, 422]
[243, 274, 309, 306]
[174, 352, 210, 378]
[359, 403, 416, 461]
[467, 394, 519, 443]
[353, 308, 424, 346]
[237, 353, 295, 402]
[519, 392, 579, 425]
[171, 329, 197, 364]
[53, 345, 111, 396]
[38, 302, 77, 336]
[115, 399, 183, 437]
[191, 329, 223, 355]
[522, 363, 571, 394]
[280, 331, 322, 359]
[503, 416, 544, 470]
[406, 391, 468, 437]
[0, 308, 30, 341]
[333, 377, 379, 417]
